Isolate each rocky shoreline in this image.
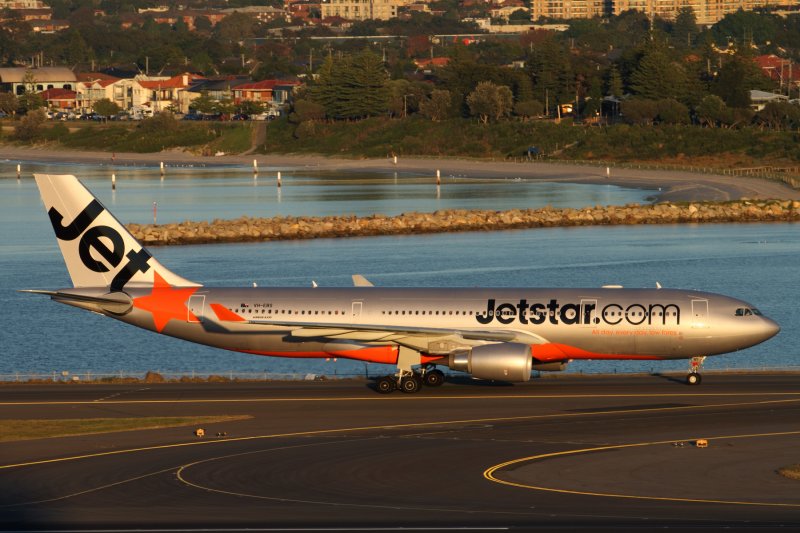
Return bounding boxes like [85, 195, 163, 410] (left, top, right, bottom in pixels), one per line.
[127, 201, 800, 246]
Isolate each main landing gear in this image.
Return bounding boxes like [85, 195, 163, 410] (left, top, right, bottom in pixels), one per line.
[686, 356, 705, 386]
[375, 365, 445, 394]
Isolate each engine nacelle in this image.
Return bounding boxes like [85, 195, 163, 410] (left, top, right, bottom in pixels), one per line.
[532, 361, 569, 372]
[447, 342, 532, 382]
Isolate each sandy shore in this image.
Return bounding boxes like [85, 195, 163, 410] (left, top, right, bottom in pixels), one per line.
[1, 145, 798, 202]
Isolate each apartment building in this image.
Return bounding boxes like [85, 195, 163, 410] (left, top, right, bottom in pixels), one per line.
[320, 0, 414, 20]
[532, 0, 799, 24]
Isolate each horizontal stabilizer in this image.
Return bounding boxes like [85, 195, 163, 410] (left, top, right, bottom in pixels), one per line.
[20, 288, 133, 314]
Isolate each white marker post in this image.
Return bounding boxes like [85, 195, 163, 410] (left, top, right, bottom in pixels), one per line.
[253, 159, 258, 180]
[277, 171, 282, 188]
[111, 173, 116, 190]
[17, 163, 21, 180]
[160, 161, 165, 179]
[393, 155, 397, 165]
[436, 169, 441, 186]
[153, 202, 157, 224]
[606, 166, 610, 178]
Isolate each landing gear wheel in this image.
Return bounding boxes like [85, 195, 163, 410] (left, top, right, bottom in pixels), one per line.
[400, 376, 421, 394]
[376, 376, 396, 394]
[423, 369, 445, 387]
[686, 372, 702, 386]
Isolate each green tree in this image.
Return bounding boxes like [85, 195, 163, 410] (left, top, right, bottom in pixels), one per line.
[605, 64, 624, 98]
[419, 89, 451, 122]
[672, 7, 698, 48]
[513, 100, 543, 120]
[695, 95, 730, 127]
[756, 101, 800, 131]
[310, 49, 388, 119]
[655, 98, 689, 124]
[238, 100, 265, 116]
[621, 98, 658, 125]
[213, 12, 257, 42]
[65, 29, 92, 65]
[190, 92, 219, 114]
[290, 99, 326, 123]
[630, 44, 688, 101]
[712, 53, 772, 108]
[466, 81, 513, 124]
[93, 98, 120, 117]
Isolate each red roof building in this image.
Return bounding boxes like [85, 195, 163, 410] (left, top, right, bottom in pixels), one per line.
[414, 57, 451, 69]
[755, 54, 800, 85]
[39, 88, 77, 109]
[232, 80, 301, 105]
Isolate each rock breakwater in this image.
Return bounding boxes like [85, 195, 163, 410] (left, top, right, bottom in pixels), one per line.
[127, 200, 800, 246]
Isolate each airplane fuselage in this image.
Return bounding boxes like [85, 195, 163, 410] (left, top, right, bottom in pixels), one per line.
[110, 286, 777, 364]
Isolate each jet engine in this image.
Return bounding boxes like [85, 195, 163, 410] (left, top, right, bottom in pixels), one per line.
[447, 342, 532, 382]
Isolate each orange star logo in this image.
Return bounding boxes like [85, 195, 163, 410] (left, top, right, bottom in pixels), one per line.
[133, 271, 199, 333]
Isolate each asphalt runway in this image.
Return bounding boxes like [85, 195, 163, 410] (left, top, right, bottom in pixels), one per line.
[1, 374, 800, 531]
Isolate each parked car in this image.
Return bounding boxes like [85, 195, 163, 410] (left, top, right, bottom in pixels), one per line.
[232, 113, 249, 121]
[182, 113, 203, 121]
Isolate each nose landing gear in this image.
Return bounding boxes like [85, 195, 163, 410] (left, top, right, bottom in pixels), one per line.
[686, 356, 706, 386]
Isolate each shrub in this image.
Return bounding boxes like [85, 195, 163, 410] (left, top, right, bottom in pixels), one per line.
[13, 109, 47, 141]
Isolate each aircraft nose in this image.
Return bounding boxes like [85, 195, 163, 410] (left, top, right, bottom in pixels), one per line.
[761, 317, 781, 340]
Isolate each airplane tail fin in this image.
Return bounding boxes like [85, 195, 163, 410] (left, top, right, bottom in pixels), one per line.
[34, 174, 200, 290]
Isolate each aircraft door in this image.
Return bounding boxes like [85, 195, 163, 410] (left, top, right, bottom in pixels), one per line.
[351, 301, 363, 322]
[188, 295, 205, 323]
[691, 299, 709, 328]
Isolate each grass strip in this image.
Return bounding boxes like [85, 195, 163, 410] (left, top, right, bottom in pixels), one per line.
[0, 415, 251, 442]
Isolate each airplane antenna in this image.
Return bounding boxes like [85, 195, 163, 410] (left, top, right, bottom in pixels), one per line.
[656, 281, 662, 289]
[252, 282, 258, 287]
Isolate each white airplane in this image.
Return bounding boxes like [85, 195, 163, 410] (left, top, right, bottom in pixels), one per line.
[24, 174, 780, 393]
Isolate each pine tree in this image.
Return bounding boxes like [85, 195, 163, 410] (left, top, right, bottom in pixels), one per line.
[630, 44, 688, 101]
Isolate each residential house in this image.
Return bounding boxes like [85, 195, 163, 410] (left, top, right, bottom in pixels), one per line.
[489, 5, 529, 19]
[750, 89, 789, 111]
[755, 54, 800, 95]
[75, 73, 121, 113]
[29, 19, 69, 32]
[286, 0, 322, 21]
[232, 80, 301, 109]
[39, 88, 77, 109]
[136, 73, 204, 113]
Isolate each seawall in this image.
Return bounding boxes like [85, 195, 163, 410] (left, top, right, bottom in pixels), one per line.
[127, 200, 800, 246]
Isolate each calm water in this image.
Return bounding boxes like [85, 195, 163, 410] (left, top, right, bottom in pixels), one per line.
[1, 161, 797, 378]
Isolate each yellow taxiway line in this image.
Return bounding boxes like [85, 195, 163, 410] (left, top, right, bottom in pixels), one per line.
[2, 397, 799, 471]
[484, 430, 800, 508]
[2, 391, 800, 406]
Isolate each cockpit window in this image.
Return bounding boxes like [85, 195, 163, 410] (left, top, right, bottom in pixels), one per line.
[735, 307, 762, 317]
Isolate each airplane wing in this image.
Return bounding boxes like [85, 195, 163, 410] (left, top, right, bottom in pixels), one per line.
[208, 303, 546, 345]
[245, 317, 547, 346]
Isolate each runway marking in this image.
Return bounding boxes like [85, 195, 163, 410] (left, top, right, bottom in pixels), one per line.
[484, 430, 800, 508]
[2, 397, 799, 471]
[2, 391, 800, 406]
